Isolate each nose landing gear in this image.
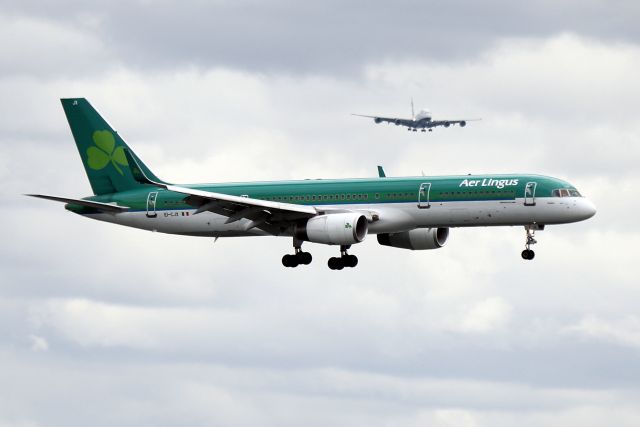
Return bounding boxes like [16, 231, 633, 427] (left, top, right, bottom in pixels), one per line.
[328, 245, 359, 270]
[282, 238, 312, 268]
[521, 225, 538, 260]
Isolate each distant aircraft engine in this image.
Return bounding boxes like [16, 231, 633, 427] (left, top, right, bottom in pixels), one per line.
[460, 121, 466, 127]
[444, 122, 450, 128]
[394, 119, 401, 125]
[296, 213, 368, 245]
[374, 117, 382, 124]
[377, 227, 449, 250]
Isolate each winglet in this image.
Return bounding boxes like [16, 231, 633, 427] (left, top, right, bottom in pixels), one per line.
[377, 165, 386, 178]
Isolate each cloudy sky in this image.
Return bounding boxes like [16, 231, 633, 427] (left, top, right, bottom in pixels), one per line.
[1, 1, 640, 426]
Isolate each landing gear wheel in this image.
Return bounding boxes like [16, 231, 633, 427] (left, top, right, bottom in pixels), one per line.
[328, 245, 358, 270]
[283, 238, 312, 268]
[297, 251, 312, 265]
[282, 254, 299, 268]
[520, 249, 533, 260]
[344, 254, 358, 267]
[328, 257, 344, 270]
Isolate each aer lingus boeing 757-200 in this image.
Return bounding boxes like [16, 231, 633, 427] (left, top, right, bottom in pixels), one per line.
[29, 99, 596, 270]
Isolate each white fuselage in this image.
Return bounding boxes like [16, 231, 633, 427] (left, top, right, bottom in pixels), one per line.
[86, 196, 597, 239]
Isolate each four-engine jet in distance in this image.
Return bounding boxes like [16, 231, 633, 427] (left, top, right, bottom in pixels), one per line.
[29, 99, 595, 270]
[353, 99, 480, 132]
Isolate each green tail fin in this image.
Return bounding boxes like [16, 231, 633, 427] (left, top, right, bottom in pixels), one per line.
[61, 98, 165, 195]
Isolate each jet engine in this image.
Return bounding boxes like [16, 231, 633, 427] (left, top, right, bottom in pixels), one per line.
[460, 121, 466, 127]
[296, 213, 368, 245]
[444, 122, 450, 128]
[374, 118, 382, 124]
[394, 119, 401, 125]
[377, 227, 449, 250]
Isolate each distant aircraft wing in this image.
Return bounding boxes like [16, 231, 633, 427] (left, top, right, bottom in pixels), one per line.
[26, 194, 130, 213]
[352, 114, 414, 127]
[427, 118, 482, 128]
[124, 150, 317, 233]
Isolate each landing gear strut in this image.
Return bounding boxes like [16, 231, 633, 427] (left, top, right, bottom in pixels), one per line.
[282, 238, 312, 268]
[521, 225, 537, 260]
[328, 245, 358, 270]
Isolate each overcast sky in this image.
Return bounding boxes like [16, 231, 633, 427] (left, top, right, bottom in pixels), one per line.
[1, 1, 640, 426]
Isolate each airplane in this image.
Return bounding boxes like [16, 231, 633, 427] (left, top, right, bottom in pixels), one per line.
[28, 98, 596, 270]
[353, 99, 480, 132]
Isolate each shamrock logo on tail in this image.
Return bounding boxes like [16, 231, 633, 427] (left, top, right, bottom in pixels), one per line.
[87, 130, 128, 175]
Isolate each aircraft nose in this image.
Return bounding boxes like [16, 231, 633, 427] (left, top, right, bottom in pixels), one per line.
[576, 198, 597, 220]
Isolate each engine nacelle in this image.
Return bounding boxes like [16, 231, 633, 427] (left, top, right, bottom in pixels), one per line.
[459, 121, 466, 127]
[394, 119, 401, 125]
[296, 213, 368, 245]
[374, 117, 382, 124]
[377, 228, 449, 250]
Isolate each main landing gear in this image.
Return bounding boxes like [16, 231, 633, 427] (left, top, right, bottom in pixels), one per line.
[281, 240, 359, 270]
[282, 238, 312, 268]
[521, 225, 538, 260]
[328, 245, 358, 270]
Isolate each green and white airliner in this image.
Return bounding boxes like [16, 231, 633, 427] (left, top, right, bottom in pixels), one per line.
[29, 99, 596, 270]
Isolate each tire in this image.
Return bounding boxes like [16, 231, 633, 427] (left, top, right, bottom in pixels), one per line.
[282, 254, 298, 268]
[345, 255, 358, 268]
[299, 252, 312, 265]
[521, 250, 530, 260]
[328, 257, 344, 270]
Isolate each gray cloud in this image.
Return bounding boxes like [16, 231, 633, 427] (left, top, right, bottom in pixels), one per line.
[2, 0, 640, 77]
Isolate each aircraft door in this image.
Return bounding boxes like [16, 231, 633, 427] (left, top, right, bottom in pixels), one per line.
[524, 182, 537, 206]
[418, 183, 431, 209]
[146, 191, 158, 218]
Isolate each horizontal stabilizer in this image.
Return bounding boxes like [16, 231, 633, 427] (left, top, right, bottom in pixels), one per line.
[26, 194, 129, 213]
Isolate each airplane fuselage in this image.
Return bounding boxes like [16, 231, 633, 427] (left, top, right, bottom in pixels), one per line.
[68, 173, 596, 238]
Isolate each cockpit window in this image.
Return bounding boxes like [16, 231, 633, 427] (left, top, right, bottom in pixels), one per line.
[553, 188, 582, 197]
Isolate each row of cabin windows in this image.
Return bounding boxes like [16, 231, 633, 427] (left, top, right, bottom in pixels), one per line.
[440, 190, 515, 196]
[260, 189, 516, 202]
[264, 194, 370, 202]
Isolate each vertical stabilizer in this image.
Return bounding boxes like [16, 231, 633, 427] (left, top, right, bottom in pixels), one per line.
[61, 98, 164, 195]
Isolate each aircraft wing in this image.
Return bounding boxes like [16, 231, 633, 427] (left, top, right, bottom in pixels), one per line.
[427, 118, 482, 128]
[26, 194, 130, 213]
[352, 114, 414, 127]
[124, 150, 317, 233]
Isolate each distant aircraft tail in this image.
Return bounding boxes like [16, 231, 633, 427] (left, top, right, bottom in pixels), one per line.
[61, 98, 165, 195]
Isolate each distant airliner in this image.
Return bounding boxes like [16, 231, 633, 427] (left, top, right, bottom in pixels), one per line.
[29, 99, 595, 270]
[353, 99, 480, 132]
